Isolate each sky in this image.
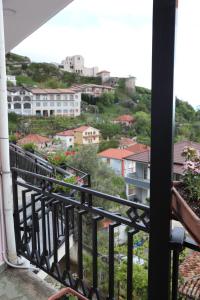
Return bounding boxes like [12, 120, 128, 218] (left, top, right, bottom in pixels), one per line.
[13, 0, 200, 108]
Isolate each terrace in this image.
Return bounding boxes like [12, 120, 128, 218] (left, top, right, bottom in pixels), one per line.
[0, 0, 200, 300]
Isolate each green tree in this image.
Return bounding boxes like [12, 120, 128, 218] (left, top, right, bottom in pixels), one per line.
[134, 111, 151, 139]
[98, 140, 119, 152]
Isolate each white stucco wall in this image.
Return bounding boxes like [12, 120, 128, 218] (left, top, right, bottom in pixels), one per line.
[55, 135, 74, 149]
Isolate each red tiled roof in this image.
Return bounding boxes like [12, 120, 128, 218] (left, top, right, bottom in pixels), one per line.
[18, 134, 51, 145]
[30, 88, 75, 95]
[126, 140, 200, 175]
[126, 150, 150, 163]
[98, 148, 133, 160]
[179, 252, 200, 299]
[119, 138, 136, 147]
[74, 126, 90, 132]
[97, 70, 110, 74]
[115, 115, 135, 122]
[74, 126, 99, 133]
[71, 84, 114, 90]
[56, 130, 74, 137]
[180, 252, 200, 279]
[174, 141, 200, 164]
[126, 143, 150, 153]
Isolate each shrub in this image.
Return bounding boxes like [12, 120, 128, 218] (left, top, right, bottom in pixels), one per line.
[47, 152, 67, 166]
[9, 134, 17, 143]
[22, 142, 36, 152]
[182, 146, 200, 201]
[53, 175, 77, 194]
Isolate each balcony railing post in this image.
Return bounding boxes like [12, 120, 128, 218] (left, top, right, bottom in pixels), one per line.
[148, 0, 177, 299]
[12, 169, 21, 255]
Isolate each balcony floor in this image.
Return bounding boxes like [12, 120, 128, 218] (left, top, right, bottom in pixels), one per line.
[0, 267, 56, 300]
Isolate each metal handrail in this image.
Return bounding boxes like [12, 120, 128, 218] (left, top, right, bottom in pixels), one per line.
[9, 143, 90, 186]
[11, 167, 200, 300]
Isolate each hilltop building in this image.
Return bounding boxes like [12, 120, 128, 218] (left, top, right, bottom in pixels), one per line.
[71, 83, 114, 97]
[61, 55, 99, 77]
[96, 70, 111, 83]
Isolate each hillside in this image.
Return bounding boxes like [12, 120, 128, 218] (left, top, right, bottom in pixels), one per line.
[6, 53, 200, 145]
[6, 52, 101, 88]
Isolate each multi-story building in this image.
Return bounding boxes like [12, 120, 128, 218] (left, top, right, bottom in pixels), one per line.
[61, 55, 99, 77]
[125, 141, 200, 203]
[7, 86, 33, 116]
[98, 143, 149, 178]
[74, 126, 100, 145]
[55, 129, 75, 149]
[96, 70, 111, 83]
[7, 75, 16, 86]
[7, 87, 81, 117]
[71, 83, 115, 97]
[98, 148, 134, 176]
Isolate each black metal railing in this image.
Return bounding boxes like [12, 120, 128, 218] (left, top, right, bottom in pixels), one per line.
[12, 167, 200, 299]
[9, 143, 90, 186]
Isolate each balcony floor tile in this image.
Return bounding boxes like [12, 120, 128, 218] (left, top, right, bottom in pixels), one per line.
[0, 268, 56, 300]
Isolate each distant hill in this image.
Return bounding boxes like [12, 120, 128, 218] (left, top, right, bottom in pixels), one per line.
[6, 52, 101, 88]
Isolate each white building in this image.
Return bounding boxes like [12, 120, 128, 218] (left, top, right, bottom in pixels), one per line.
[96, 70, 110, 83]
[55, 129, 75, 149]
[98, 148, 135, 177]
[7, 75, 16, 86]
[61, 55, 99, 77]
[71, 84, 115, 97]
[7, 87, 81, 117]
[7, 86, 33, 116]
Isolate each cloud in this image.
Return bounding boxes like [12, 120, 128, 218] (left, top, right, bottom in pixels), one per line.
[13, 0, 200, 107]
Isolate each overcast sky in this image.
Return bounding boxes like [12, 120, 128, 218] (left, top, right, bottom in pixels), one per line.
[13, 0, 200, 108]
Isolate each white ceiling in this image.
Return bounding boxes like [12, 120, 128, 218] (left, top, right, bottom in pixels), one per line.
[3, 0, 73, 53]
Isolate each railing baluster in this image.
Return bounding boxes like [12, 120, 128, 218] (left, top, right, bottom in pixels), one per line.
[64, 205, 73, 272]
[36, 212, 41, 257]
[31, 194, 37, 259]
[52, 202, 58, 264]
[41, 196, 48, 257]
[171, 249, 180, 300]
[77, 210, 86, 280]
[127, 230, 135, 300]
[22, 190, 29, 245]
[12, 169, 21, 255]
[108, 223, 120, 300]
[47, 209, 52, 254]
[92, 216, 103, 291]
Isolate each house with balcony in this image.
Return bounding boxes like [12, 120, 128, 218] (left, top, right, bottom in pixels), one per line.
[55, 129, 75, 149]
[71, 83, 114, 98]
[7, 86, 33, 116]
[7, 87, 81, 117]
[74, 125, 100, 145]
[1, 0, 200, 299]
[98, 148, 134, 176]
[125, 141, 200, 203]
